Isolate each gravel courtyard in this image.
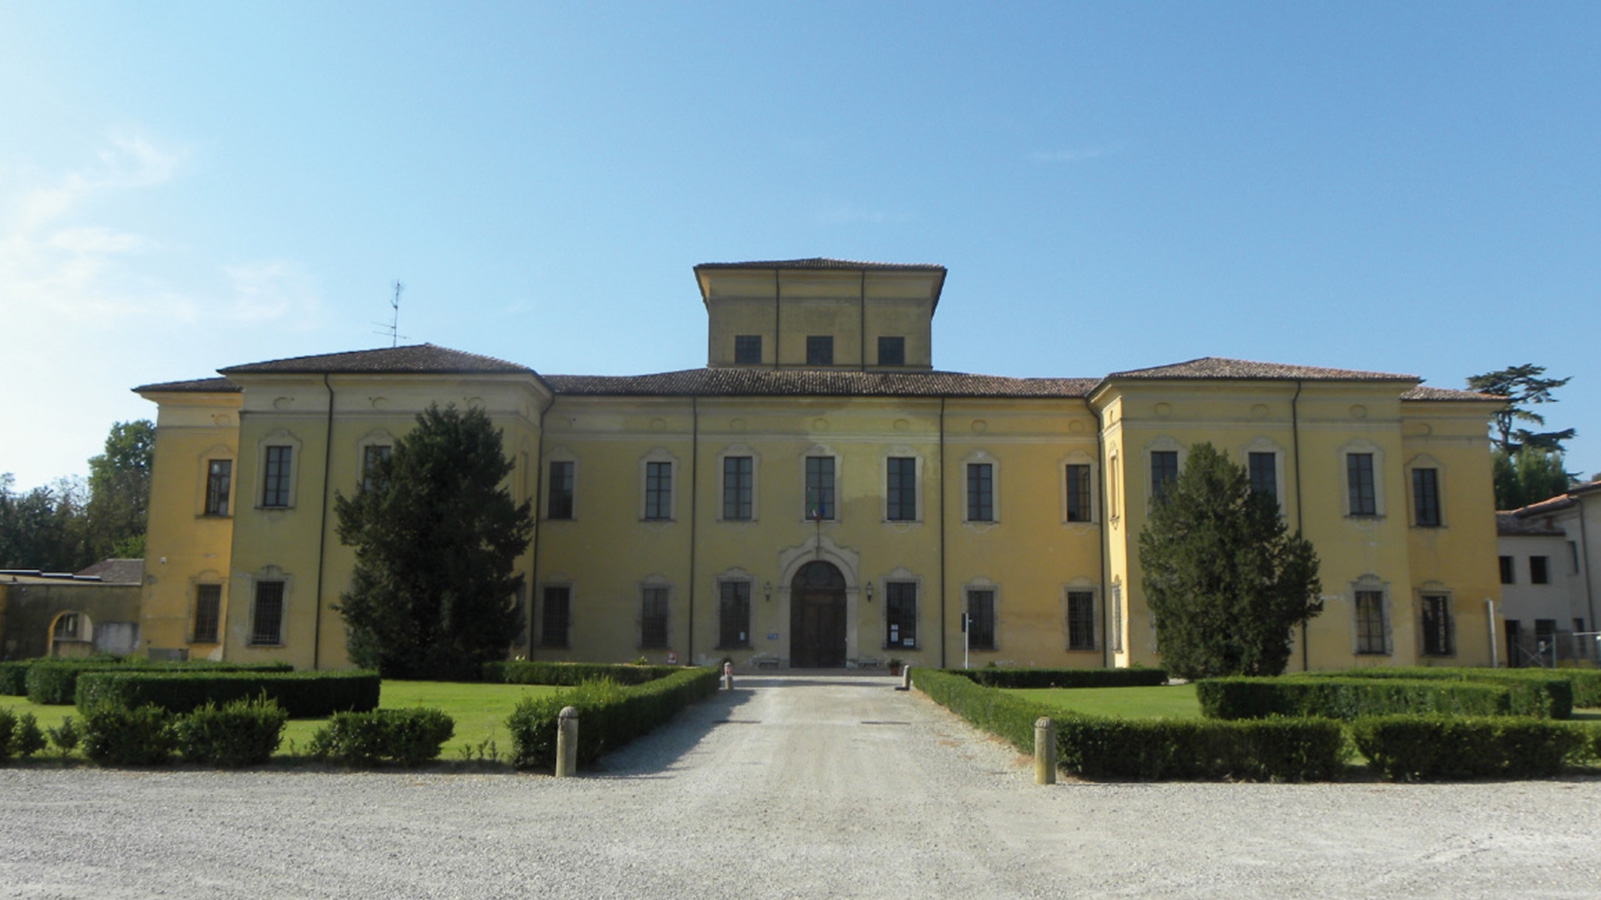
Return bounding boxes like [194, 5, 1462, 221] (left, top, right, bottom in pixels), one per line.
[2, 673, 1598, 899]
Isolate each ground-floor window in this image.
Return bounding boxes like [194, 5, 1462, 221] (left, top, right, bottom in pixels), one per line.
[251, 581, 285, 646]
[1420, 593, 1453, 656]
[966, 588, 996, 651]
[1355, 590, 1387, 654]
[640, 587, 668, 649]
[541, 586, 571, 648]
[885, 581, 916, 649]
[1067, 590, 1095, 651]
[718, 581, 750, 649]
[193, 584, 222, 643]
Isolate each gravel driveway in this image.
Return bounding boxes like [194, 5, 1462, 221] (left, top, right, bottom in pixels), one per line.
[2, 673, 1598, 899]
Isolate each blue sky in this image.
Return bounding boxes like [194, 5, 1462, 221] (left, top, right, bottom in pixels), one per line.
[2, 2, 1597, 491]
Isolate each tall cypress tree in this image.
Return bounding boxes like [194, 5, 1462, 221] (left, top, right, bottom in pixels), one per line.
[1138, 442, 1322, 679]
[335, 404, 533, 679]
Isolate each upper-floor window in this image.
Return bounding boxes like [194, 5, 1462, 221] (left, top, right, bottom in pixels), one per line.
[1065, 464, 1092, 523]
[734, 334, 762, 365]
[877, 336, 905, 366]
[644, 461, 672, 521]
[204, 459, 232, 516]
[1248, 452, 1276, 504]
[261, 446, 293, 508]
[1150, 450, 1178, 504]
[1412, 467, 1441, 527]
[805, 456, 835, 521]
[1347, 453, 1377, 517]
[547, 461, 574, 519]
[887, 457, 917, 521]
[806, 335, 833, 366]
[361, 445, 392, 494]
[1499, 555, 1515, 584]
[723, 456, 753, 520]
[1530, 555, 1550, 584]
[966, 462, 995, 523]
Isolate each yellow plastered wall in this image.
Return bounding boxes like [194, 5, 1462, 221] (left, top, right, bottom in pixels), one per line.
[138, 389, 242, 658]
[701, 268, 937, 368]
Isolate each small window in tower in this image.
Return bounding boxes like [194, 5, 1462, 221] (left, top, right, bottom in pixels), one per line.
[877, 336, 905, 366]
[734, 335, 762, 365]
[806, 335, 833, 366]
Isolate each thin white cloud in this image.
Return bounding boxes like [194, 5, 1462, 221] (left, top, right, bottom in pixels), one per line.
[0, 131, 321, 329]
[1029, 139, 1130, 164]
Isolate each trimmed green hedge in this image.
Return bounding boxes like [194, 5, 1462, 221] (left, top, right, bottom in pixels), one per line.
[1305, 666, 1601, 711]
[911, 667, 1052, 752]
[24, 659, 293, 705]
[1056, 715, 1347, 781]
[506, 667, 720, 769]
[81, 704, 178, 766]
[1197, 676, 1570, 720]
[913, 667, 1344, 781]
[1351, 715, 1594, 780]
[77, 670, 380, 717]
[487, 660, 680, 686]
[954, 667, 1169, 689]
[310, 708, 455, 766]
[175, 696, 288, 767]
[0, 661, 30, 696]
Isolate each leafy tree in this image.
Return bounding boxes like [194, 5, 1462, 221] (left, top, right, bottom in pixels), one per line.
[1138, 443, 1322, 679]
[1467, 364, 1575, 453]
[0, 475, 90, 571]
[83, 420, 155, 560]
[1491, 447, 1573, 510]
[334, 404, 534, 679]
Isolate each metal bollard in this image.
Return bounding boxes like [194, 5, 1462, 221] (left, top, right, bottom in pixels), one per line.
[555, 706, 579, 778]
[1034, 717, 1057, 785]
[897, 665, 912, 691]
[723, 661, 734, 690]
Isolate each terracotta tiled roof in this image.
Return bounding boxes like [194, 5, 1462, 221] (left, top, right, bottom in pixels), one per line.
[1401, 386, 1505, 402]
[1106, 357, 1417, 382]
[1510, 494, 1580, 517]
[694, 258, 945, 272]
[544, 368, 1096, 399]
[1497, 511, 1566, 537]
[74, 559, 145, 584]
[219, 344, 533, 376]
[132, 376, 241, 394]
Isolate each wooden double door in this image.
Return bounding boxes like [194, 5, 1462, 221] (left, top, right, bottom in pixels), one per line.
[790, 561, 846, 668]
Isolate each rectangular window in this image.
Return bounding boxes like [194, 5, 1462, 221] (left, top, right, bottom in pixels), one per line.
[1067, 590, 1096, 651]
[362, 445, 392, 493]
[1248, 452, 1276, 503]
[1499, 555, 1515, 585]
[1347, 453, 1377, 516]
[806, 335, 833, 366]
[644, 461, 672, 521]
[640, 587, 668, 649]
[886, 457, 917, 521]
[251, 581, 285, 646]
[734, 334, 762, 365]
[966, 463, 994, 522]
[1150, 450, 1178, 503]
[885, 581, 917, 649]
[540, 586, 570, 647]
[805, 456, 835, 520]
[722, 456, 753, 520]
[193, 584, 222, 643]
[204, 460, 232, 516]
[547, 461, 574, 519]
[1412, 467, 1441, 527]
[1065, 464, 1092, 523]
[1530, 556, 1549, 584]
[966, 589, 996, 651]
[261, 446, 292, 508]
[1420, 594, 1453, 656]
[1355, 589, 1387, 654]
[1570, 542, 1581, 574]
[877, 336, 905, 366]
[718, 581, 750, 649]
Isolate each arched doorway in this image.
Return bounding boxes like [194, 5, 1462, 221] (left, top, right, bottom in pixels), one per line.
[790, 561, 846, 668]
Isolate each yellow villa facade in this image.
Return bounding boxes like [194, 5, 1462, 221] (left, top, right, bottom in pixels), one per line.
[134, 258, 1505, 672]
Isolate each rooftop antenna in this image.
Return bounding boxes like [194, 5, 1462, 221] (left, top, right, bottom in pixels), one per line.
[374, 281, 409, 347]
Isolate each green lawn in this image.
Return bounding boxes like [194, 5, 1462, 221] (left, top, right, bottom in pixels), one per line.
[1001, 684, 1203, 719]
[2, 681, 566, 762]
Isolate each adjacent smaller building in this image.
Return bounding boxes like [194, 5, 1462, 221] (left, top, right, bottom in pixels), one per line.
[0, 559, 145, 659]
[1496, 481, 1601, 666]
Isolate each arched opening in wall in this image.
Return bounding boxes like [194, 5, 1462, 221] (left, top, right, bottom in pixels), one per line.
[48, 611, 93, 659]
[790, 561, 846, 668]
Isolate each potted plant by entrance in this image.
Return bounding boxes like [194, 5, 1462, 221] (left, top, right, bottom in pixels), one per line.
[887, 658, 903, 676]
